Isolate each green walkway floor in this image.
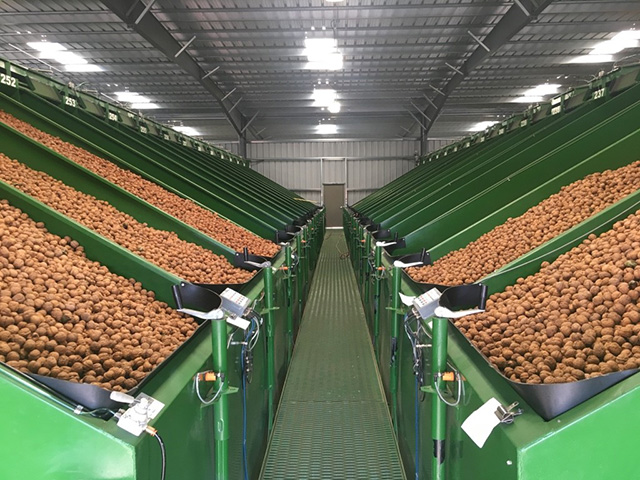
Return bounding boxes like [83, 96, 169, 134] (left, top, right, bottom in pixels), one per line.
[260, 231, 406, 479]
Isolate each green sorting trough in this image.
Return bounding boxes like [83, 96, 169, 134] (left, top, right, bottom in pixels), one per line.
[357, 82, 640, 257]
[0, 171, 324, 479]
[1, 86, 316, 239]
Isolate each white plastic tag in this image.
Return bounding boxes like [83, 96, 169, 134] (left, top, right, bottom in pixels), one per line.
[461, 397, 501, 448]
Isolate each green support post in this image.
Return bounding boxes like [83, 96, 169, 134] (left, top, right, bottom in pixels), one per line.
[373, 244, 383, 356]
[390, 264, 402, 431]
[363, 233, 372, 306]
[296, 233, 304, 314]
[308, 220, 315, 269]
[358, 225, 366, 289]
[431, 316, 449, 480]
[264, 264, 276, 433]
[284, 244, 294, 365]
[211, 315, 229, 480]
[350, 217, 357, 260]
[301, 226, 308, 302]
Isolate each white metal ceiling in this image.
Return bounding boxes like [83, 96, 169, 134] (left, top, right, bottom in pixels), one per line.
[1, 0, 639, 146]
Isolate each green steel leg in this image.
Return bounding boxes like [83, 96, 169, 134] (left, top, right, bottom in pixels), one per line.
[284, 244, 294, 366]
[364, 233, 372, 308]
[302, 227, 309, 302]
[431, 316, 448, 480]
[390, 264, 402, 432]
[264, 265, 276, 433]
[373, 244, 382, 357]
[296, 234, 304, 314]
[211, 317, 229, 480]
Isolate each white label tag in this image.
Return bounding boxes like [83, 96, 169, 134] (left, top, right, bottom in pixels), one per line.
[461, 397, 502, 448]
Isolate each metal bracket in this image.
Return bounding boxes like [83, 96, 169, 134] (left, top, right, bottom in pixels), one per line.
[495, 401, 523, 424]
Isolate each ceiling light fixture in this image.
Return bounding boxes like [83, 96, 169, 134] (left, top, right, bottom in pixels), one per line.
[312, 88, 337, 107]
[468, 121, 498, 132]
[304, 37, 343, 70]
[28, 41, 103, 71]
[173, 126, 200, 136]
[592, 30, 640, 54]
[65, 64, 104, 72]
[328, 101, 341, 113]
[115, 91, 149, 102]
[567, 54, 614, 64]
[316, 124, 337, 135]
[567, 30, 639, 64]
[27, 41, 66, 51]
[130, 102, 160, 110]
[38, 51, 87, 65]
[512, 84, 560, 103]
[511, 96, 544, 103]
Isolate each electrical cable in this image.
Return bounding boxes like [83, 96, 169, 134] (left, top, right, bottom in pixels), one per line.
[241, 314, 260, 480]
[194, 374, 224, 405]
[335, 239, 350, 260]
[151, 430, 167, 480]
[414, 375, 420, 480]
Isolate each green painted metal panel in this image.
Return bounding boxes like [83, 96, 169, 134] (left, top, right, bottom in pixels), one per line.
[0, 365, 137, 480]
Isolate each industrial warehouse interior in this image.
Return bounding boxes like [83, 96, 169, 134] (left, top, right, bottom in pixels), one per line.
[1, 1, 640, 479]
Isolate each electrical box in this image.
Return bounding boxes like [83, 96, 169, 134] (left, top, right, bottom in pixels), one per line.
[412, 288, 441, 320]
[220, 288, 251, 317]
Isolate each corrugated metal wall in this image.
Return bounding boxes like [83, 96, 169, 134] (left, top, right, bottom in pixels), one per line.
[247, 140, 425, 205]
[217, 139, 455, 204]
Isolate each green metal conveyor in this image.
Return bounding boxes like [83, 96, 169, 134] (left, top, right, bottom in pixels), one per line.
[261, 231, 406, 479]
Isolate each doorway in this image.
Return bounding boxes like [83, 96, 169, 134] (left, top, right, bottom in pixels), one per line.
[323, 183, 345, 228]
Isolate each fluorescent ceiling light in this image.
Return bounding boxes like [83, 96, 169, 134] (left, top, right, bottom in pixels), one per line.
[328, 101, 341, 113]
[567, 54, 614, 64]
[64, 64, 103, 72]
[27, 41, 66, 51]
[39, 51, 87, 65]
[524, 84, 561, 96]
[115, 91, 151, 102]
[307, 54, 343, 70]
[304, 38, 336, 56]
[511, 96, 544, 103]
[172, 126, 200, 136]
[316, 124, 337, 135]
[130, 103, 160, 109]
[592, 30, 640, 55]
[304, 37, 343, 70]
[312, 88, 337, 107]
[512, 84, 559, 103]
[468, 121, 498, 132]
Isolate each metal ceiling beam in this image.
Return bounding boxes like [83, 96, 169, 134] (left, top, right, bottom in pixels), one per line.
[417, 0, 555, 137]
[100, 0, 251, 140]
[3, 21, 633, 41]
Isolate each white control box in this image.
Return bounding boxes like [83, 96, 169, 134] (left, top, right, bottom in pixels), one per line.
[220, 288, 251, 317]
[413, 288, 442, 320]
